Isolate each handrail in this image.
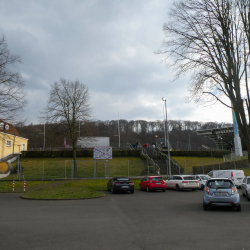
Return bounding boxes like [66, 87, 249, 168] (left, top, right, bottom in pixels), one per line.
[157, 147, 181, 174]
[138, 143, 160, 173]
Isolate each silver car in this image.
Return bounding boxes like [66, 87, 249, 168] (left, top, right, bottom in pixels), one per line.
[165, 175, 199, 191]
[241, 176, 250, 201]
[203, 178, 241, 211]
[194, 175, 210, 190]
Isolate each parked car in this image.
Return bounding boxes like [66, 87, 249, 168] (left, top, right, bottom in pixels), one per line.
[203, 178, 241, 211]
[241, 176, 250, 200]
[165, 175, 199, 191]
[207, 170, 245, 188]
[107, 177, 134, 194]
[193, 175, 210, 189]
[139, 176, 166, 192]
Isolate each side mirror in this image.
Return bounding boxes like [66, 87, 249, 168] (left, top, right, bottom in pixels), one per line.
[198, 178, 201, 181]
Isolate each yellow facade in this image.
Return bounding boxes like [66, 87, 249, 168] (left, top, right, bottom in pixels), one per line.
[0, 132, 28, 160]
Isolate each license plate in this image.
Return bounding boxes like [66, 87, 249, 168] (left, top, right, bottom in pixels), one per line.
[215, 192, 227, 196]
[189, 182, 194, 184]
[156, 182, 161, 184]
[122, 186, 129, 188]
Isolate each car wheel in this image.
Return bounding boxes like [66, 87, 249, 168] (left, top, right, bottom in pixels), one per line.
[146, 186, 150, 192]
[162, 189, 166, 192]
[247, 192, 250, 201]
[111, 187, 115, 194]
[201, 184, 204, 190]
[130, 189, 134, 194]
[236, 205, 241, 212]
[139, 185, 142, 191]
[192, 189, 196, 191]
[175, 184, 180, 191]
[203, 203, 208, 211]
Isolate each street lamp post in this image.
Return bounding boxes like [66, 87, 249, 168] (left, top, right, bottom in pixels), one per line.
[162, 97, 171, 177]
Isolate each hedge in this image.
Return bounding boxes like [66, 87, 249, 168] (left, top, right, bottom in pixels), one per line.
[167, 150, 230, 158]
[21, 149, 141, 158]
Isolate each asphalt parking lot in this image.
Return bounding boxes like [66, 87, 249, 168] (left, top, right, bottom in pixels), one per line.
[1, 189, 250, 250]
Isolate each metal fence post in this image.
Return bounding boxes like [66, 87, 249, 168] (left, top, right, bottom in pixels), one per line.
[202, 160, 204, 174]
[65, 161, 66, 180]
[185, 160, 186, 174]
[42, 161, 44, 181]
[71, 161, 74, 179]
[128, 159, 129, 177]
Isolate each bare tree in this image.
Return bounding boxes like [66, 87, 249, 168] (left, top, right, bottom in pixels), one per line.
[0, 36, 26, 121]
[157, 0, 250, 163]
[42, 79, 91, 176]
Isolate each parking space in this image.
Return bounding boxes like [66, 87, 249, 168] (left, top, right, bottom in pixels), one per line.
[1, 189, 250, 250]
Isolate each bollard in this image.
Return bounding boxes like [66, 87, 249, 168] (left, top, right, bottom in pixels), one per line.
[24, 180, 26, 192]
[13, 180, 15, 192]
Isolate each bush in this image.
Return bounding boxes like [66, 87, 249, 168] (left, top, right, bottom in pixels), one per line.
[11, 163, 24, 173]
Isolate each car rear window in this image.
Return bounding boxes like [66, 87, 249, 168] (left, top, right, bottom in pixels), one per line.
[116, 178, 130, 181]
[183, 176, 195, 180]
[151, 177, 163, 181]
[207, 179, 234, 189]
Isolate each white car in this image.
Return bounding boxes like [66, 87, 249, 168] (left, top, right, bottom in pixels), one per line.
[193, 175, 210, 190]
[207, 170, 245, 188]
[165, 175, 199, 191]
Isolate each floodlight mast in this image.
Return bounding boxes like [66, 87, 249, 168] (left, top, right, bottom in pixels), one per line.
[162, 97, 171, 177]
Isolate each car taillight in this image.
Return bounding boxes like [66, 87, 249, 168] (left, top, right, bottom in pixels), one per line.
[195, 181, 199, 183]
[231, 171, 234, 181]
[115, 182, 121, 184]
[182, 181, 188, 183]
[205, 186, 210, 194]
[129, 182, 134, 185]
[232, 186, 236, 195]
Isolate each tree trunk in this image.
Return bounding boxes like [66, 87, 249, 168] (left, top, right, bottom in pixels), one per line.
[247, 143, 250, 168]
[73, 140, 78, 177]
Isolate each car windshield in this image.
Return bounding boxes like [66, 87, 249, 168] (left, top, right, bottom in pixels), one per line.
[183, 176, 195, 180]
[200, 176, 210, 180]
[207, 179, 234, 189]
[151, 177, 163, 181]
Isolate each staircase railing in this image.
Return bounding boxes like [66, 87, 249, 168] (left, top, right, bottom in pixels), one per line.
[157, 147, 182, 175]
[139, 143, 160, 174]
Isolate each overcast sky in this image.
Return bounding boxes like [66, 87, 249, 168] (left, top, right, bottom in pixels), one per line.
[0, 0, 233, 125]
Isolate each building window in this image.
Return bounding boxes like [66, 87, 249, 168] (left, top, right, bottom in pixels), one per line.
[6, 140, 12, 147]
[22, 144, 25, 150]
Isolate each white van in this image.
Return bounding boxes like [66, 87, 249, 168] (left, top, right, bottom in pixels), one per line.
[207, 170, 245, 187]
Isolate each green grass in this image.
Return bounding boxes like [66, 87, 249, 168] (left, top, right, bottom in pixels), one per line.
[4, 157, 147, 180]
[0, 179, 143, 199]
[172, 156, 226, 173]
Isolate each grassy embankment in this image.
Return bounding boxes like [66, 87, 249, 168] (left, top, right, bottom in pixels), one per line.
[172, 156, 249, 174]
[0, 157, 145, 199]
[4, 157, 148, 180]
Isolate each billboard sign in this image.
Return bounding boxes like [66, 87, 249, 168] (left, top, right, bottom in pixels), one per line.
[93, 147, 112, 159]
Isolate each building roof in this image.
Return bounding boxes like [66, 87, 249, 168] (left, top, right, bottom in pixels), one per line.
[197, 127, 234, 150]
[0, 120, 19, 136]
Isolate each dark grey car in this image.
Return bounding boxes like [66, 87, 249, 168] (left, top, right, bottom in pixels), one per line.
[107, 177, 134, 194]
[241, 176, 250, 200]
[203, 178, 241, 211]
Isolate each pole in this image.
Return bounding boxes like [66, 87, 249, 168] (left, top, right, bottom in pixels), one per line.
[163, 107, 166, 147]
[163, 98, 171, 177]
[13, 180, 15, 192]
[128, 159, 129, 177]
[24, 180, 26, 192]
[118, 112, 120, 148]
[43, 123, 45, 151]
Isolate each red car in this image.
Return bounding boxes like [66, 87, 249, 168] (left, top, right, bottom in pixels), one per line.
[139, 176, 166, 192]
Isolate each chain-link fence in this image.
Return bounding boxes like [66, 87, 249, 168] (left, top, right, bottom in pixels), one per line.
[3, 159, 159, 180]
